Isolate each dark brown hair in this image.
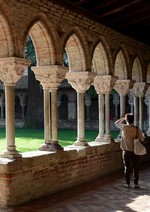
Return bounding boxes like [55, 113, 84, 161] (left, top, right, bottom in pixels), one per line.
[125, 113, 134, 124]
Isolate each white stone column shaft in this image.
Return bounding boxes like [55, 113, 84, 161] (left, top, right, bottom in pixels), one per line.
[120, 95, 126, 117]
[51, 89, 58, 142]
[139, 97, 143, 130]
[77, 92, 85, 142]
[104, 93, 111, 140]
[1, 85, 21, 158]
[134, 96, 138, 126]
[44, 88, 51, 143]
[95, 93, 104, 141]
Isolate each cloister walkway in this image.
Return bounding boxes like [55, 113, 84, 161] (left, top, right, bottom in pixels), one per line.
[2, 161, 150, 212]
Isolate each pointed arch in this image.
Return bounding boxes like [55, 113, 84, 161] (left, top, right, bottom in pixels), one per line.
[63, 28, 89, 72]
[132, 57, 143, 82]
[114, 50, 128, 79]
[0, 8, 14, 57]
[92, 41, 109, 75]
[24, 16, 59, 66]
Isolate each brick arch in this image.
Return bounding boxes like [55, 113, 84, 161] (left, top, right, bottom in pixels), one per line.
[146, 63, 150, 83]
[114, 50, 128, 80]
[92, 36, 113, 75]
[63, 28, 89, 72]
[0, 8, 14, 57]
[24, 17, 59, 66]
[132, 57, 143, 82]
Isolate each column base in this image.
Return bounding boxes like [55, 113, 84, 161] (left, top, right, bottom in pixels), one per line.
[73, 140, 89, 146]
[39, 141, 64, 151]
[103, 134, 114, 143]
[0, 150, 22, 159]
[95, 135, 104, 142]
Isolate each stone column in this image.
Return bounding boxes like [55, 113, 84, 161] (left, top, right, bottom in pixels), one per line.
[0, 57, 30, 158]
[112, 93, 119, 120]
[66, 71, 96, 146]
[145, 86, 150, 136]
[131, 82, 148, 130]
[43, 88, 51, 145]
[0, 93, 4, 120]
[93, 75, 118, 142]
[95, 93, 104, 141]
[32, 65, 68, 151]
[114, 80, 134, 117]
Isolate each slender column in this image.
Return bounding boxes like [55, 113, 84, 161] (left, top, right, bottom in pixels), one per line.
[104, 93, 112, 141]
[1, 85, 21, 158]
[93, 75, 118, 143]
[134, 96, 138, 126]
[74, 92, 87, 145]
[0, 57, 30, 158]
[51, 88, 63, 150]
[66, 71, 96, 146]
[95, 93, 104, 141]
[120, 95, 126, 117]
[39, 88, 51, 150]
[32, 65, 68, 151]
[139, 97, 143, 130]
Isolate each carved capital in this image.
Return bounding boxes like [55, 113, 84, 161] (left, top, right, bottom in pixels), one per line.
[114, 80, 134, 95]
[93, 75, 118, 94]
[66, 72, 96, 93]
[131, 82, 149, 97]
[32, 65, 68, 89]
[0, 57, 30, 85]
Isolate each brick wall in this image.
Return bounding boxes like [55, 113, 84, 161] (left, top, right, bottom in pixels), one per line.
[0, 142, 122, 208]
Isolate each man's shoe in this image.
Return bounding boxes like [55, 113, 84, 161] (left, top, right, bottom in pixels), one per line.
[134, 184, 140, 189]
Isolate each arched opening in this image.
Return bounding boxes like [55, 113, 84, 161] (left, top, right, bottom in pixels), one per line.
[92, 42, 109, 75]
[114, 50, 127, 79]
[132, 57, 143, 82]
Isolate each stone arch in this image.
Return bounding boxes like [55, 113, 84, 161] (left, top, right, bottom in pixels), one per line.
[146, 63, 150, 83]
[0, 8, 14, 57]
[114, 50, 128, 79]
[24, 16, 59, 66]
[63, 28, 89, 72]
[92, 36, 112, 75]
[132, 57, 143, 82]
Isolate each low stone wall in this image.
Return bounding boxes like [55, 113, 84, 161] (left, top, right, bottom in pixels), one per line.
[0, 141, 149, 208]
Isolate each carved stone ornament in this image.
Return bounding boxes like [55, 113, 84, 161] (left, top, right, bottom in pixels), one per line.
[131, 82, 149, 98]
[93, 75, 118, 94]
[65, 71, 96, 93]
[114, 80, 134, 95]
[32, 65, 69, 89]
[0, 57, 30, 85]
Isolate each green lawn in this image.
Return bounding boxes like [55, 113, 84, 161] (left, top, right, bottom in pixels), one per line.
[0, 128, 119, 153]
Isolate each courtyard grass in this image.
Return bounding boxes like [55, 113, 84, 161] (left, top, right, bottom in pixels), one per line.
[0, 128, 119, 153]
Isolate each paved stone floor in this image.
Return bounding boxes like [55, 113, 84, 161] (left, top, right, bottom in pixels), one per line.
[1, 162, 150, 212]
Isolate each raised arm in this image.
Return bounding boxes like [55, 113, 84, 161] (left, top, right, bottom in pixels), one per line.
[115, 117, 125, 128]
